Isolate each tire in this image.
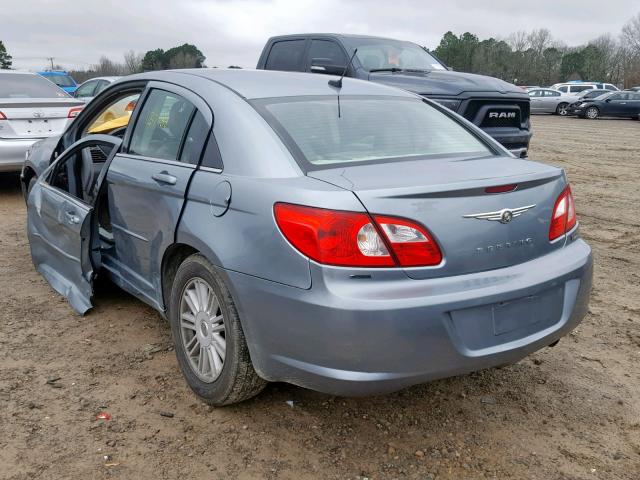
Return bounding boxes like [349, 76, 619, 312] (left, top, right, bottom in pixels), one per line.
[556, 103, 569, 116]
[585, 106, 599, 119]
[169, 253, 266, 406]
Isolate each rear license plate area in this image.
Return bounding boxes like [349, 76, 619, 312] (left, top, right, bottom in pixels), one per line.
[448, 285, 565, 352]
[492, 296, 538, 335]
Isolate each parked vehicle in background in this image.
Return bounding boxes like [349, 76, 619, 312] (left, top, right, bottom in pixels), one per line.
[74, 76, 121, 101]
[37, 70, 78, 94]
[257, 34, 532, 157]
[0, 71, 84, 172]
[25, 68, 591, 405]
[566, 89, 610, 115]
[626, 86, 640, 92]
[518, 86, 540, 91]
[571, 91, 640, 119]
[551, 82, 619, 94]
[528, 88, 579, 115]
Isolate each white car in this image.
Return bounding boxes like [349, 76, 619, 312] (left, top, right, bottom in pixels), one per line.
[73, 76, 121, 102]
[551, 82, 619, 94]
[528, 88, 580, 116]
[0, 71, 84, 172]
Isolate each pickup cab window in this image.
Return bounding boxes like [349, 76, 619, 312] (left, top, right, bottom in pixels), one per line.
[265, 40, 306, 72]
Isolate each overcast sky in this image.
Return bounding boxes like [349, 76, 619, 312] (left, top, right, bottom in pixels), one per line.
[3, 0, 638, 71]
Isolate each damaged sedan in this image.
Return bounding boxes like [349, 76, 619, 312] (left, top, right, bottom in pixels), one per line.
[26, 69, 592, 406]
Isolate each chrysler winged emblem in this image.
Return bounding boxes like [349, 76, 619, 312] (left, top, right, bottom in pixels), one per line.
[463, 205, 535, 224]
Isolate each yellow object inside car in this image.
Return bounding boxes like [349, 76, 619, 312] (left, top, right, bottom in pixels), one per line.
[88, 114, 131, 134]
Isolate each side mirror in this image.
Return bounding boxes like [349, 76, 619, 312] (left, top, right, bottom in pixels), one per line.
[310, 58, 347, 76]
[605, 98, 611, 103]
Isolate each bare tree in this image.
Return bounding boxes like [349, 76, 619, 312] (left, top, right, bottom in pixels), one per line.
[507, 31, 529, 52]
[123, 50, 143, 74]
[622, 12, 640, 52]
[92, 56, 124, 76]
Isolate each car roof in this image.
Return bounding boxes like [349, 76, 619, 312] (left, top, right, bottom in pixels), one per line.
[128, 68, 417, 100]
[81, 76, 121, 83]
[0, 70, 38, 75]
[37, 71, 70, 76]
[268, 33, 416, 42]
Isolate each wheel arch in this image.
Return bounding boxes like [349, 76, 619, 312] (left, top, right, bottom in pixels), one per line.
[160, 243, 199, 311]
[21, 166, 37, 203]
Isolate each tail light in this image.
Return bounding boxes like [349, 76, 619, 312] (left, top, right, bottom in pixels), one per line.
[549, 185, 577, 241]
[125, 100, 137, 112]
[68, 107, 83, 118]
[0, 111, 6, 120]
[485, 184, 517, 194]
[274, 203, 442, 268]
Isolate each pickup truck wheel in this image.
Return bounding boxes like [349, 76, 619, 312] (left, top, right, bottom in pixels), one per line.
[556, 103, 569, 116]
[585, 106, 599, 119]
[169, 254, 266, 406]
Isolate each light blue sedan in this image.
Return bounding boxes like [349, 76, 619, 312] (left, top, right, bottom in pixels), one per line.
[25, 69, 592, 405]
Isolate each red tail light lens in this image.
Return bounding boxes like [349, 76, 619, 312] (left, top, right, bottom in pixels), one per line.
[485, 184, 517, 194]
[549, 185, 577, 241]
[68, 107, 83, 118]
[374, 215, 442, 266]
[274, 203, 442, 268]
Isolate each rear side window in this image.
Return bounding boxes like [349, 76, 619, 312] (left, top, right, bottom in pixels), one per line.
[265, 40, 306, 71]
[129, 89, 195, 161]
[558, 86, 568, 93]
[0, 73, 69, 98]
[75, 81, 98, 97]
[180, 111, 209, 165]
[94, 80, 110, 95]
[308, 40, 347, 68]
[201, 134, 224, 170]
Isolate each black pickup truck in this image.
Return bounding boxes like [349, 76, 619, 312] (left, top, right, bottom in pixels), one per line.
[257, 34, 531, 157]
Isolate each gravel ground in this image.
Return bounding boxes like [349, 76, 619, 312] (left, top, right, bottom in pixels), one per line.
[0, 115, 638, 479]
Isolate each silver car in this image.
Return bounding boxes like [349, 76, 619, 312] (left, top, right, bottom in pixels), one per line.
[74, 76, 121, 102]
[528, 88, 580, 115]
[25, 69, 592, 405]
[0, 71, 84, 172]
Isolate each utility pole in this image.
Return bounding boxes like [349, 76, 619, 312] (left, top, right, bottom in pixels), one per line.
[47, 57, 54, 70]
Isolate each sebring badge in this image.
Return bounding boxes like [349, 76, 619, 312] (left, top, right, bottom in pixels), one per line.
[463, 205, 536, 224]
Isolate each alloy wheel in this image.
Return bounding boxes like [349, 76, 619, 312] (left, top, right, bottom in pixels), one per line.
[586, 107, 599, 119]
[179, 277, 226, 382]
[557, 103, 568, 116]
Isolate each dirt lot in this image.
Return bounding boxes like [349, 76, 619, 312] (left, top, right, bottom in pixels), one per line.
[1, 115, 638, 480]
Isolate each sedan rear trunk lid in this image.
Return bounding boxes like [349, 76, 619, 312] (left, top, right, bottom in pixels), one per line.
[0, 98, 84, 139]
[308, 155, 567, 279]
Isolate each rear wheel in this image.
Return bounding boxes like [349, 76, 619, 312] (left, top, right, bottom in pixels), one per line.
[585, 106, 599, 119]
[168, 254, 266, 406]
[556, 103, 569, 116]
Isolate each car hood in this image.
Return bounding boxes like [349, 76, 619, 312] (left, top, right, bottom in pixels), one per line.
[367, 70, 525, 97]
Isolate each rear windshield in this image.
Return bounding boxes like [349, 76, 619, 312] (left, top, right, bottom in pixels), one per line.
[253, 96, 492, 169]
[0, 73, 70, 98]
[46, 75, 76, 87]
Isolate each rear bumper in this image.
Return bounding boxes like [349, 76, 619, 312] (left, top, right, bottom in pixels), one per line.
[224, 239, 592, 396]
[0, 138, 41, 172]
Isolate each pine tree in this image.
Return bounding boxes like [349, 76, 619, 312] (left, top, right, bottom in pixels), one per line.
[0, 41, 12, 69]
